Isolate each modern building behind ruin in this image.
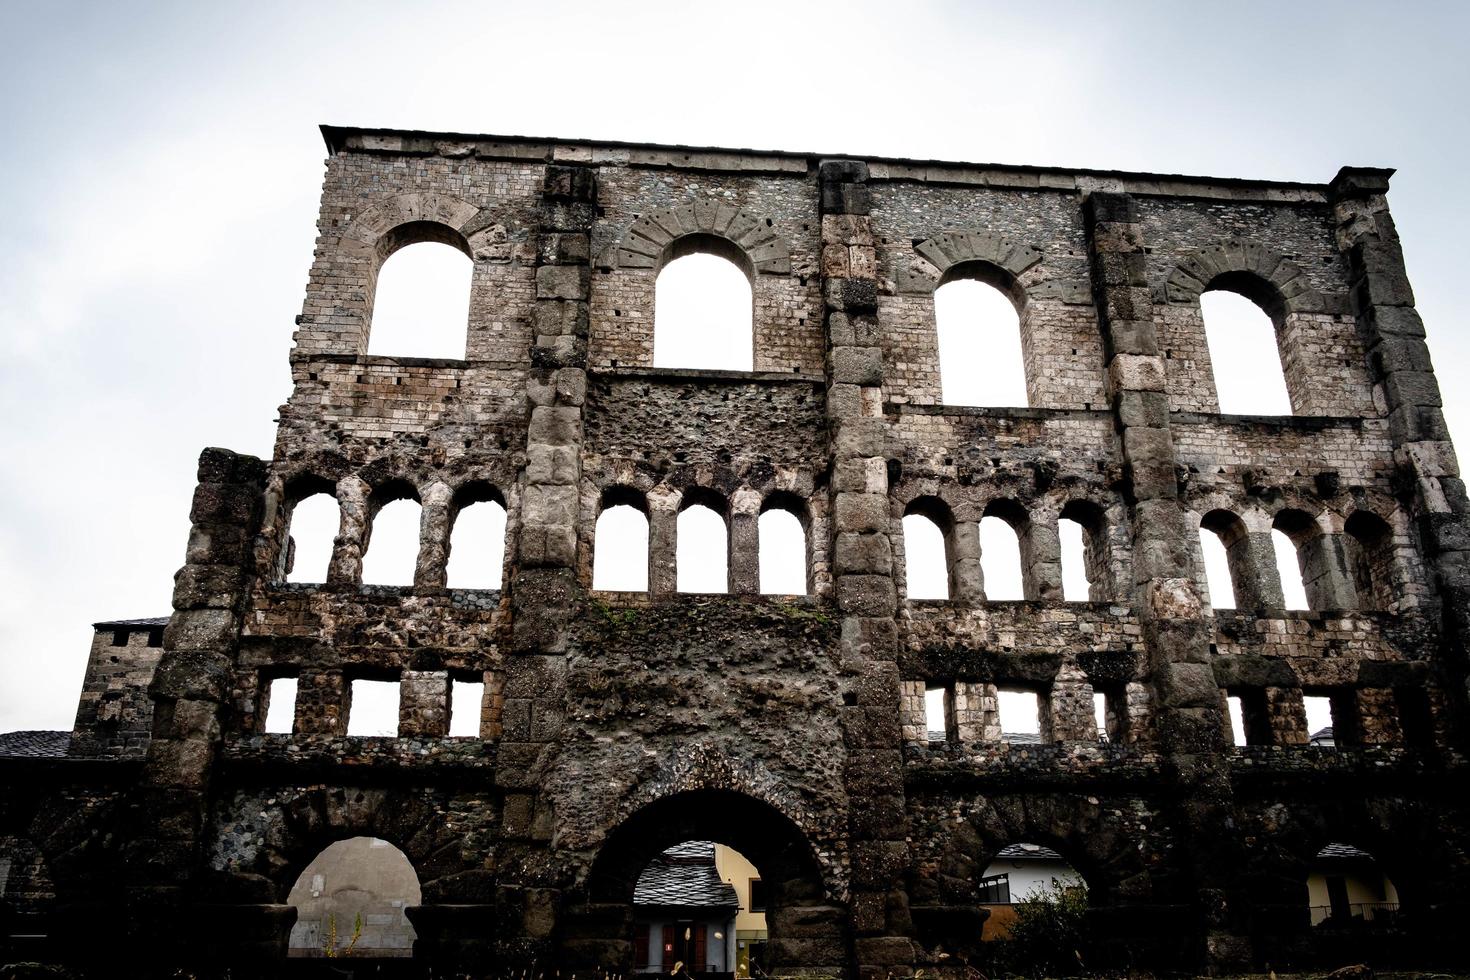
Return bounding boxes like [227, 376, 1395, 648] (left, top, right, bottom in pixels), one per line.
[2, 124, 1468, 976]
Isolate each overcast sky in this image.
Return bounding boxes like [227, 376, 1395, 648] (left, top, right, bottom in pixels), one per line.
[2, 1, 1467, 732]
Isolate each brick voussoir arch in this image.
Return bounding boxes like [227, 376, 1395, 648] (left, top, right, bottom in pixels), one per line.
[1166, 239, 1324, 314]
[339, 191, 492, 256]
[606, 201, 792, 275]
[915, 230, 1043, 282]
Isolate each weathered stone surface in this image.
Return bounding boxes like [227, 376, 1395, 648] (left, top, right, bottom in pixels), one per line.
[7, 127, 1468, 980]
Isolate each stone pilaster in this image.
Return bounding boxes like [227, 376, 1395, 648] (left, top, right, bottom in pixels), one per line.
[123, 448, 266, 967]
[499, 163, 597, 969]
[1330, 168, 1470, 740]
[820, 159, 918, 978]
[1084, 192, 1247, 968]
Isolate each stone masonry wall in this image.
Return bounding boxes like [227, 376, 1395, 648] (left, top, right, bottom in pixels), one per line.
[8, 130, 1470, 978]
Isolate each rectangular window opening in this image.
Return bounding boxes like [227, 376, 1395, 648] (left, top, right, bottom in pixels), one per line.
[449, 678, 484, 738]
[1303, 693, 1335, 747]
[263, 676, 298, 734]
[1226, 695, 1248, 747]
[924, 686, 949, 743]
[110, 629, 130, 647]
[977, 872, 1011, 905]
[1395, 687, 1434, 748]
[347, 678, 401, 737]
[146, 628, 164, 648]
[1229, 689, 1271, 746]
[998, 688, 1043, 742]
[748, 877, 768, 913]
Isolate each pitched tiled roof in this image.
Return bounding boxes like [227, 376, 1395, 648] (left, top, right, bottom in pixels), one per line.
[92, 616, 170, 629]
[0, 730, 71, 758]
[996, 843, 1065, 861]
[633, 841, 739, 911]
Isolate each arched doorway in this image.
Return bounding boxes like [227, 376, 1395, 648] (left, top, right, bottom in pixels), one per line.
[566, 790, 846, 976]
[286, 837, 421, 958]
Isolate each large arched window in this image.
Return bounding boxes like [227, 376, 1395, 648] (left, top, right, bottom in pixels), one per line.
[368, 225, 474, 359]
[288, 838, 420, 956]
[759, 494, 808, 596]
[654, 236, 754, 371]
[593, 489, 650, 592]
[1200, 286, 1290, 415]
[445, 484, 506, 590]
[282, 479, 339, 584]
[934, 265, 1027, 408]
[361, 482, 422, 587]
[677, 493, 730, 594]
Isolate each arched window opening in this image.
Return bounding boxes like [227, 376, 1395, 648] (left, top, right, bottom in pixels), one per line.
[446, 487, 507, 590]
[978, 843, 1087, 942]
[367, 234, 472, 360]
[1305, 844, 1399, 929]
[283, 485, 339, 584]
[593, 493, 650, 592]
[924, 686, 950, 743]
[934, 270, 1028, 408]
[654, 237, 754, 372]
[902, 512, 949, 601]
[346, 677, 400, 737]
[1345, 512, 1395, 612]
[631, 841, 763, 975]
[287, 837, 420, 957]
[1199, 510, 1252, 610]
[998, 688, 1045, 743]
[758, 504, 807, 596]
[1271, 529, 1310, 610]
[448, 677, 483, 738]
[1200, 287, 1291, 416]
[1059, 501, 1109, 602]
[361, 484, 422, 587]
[980, 514, 1025, 601]
[263, 676, 298, 734]
[678, 500, 729, 594]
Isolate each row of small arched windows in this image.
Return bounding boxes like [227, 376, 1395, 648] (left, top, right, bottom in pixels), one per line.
[1198, 508, 1398, 613]
[366, 227, 1296, 416]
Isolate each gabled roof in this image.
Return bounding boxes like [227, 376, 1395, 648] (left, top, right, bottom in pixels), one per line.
[1317, 842, 1375, 860]
[633, 841, 739, 912]
[0, 730, 71, 758]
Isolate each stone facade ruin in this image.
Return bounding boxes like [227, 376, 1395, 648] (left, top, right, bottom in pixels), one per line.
[2, 125, 1469, 976]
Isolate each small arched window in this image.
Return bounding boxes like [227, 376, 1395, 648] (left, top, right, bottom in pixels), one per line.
[759, 495, 808, 596]
[934, 265, 1027, 408]
[1271, 512, 1314, 611]
[654, 235, 754, 371]
[361, 482, 422, 587]
[1345, 511, 1395, 612]
[282, 480, 339, 584]
[1059, 500, 1110, 602]
[903, 499, 954, 601]
[980, 501, 1027, 601]
[677, 492, 730, 594]
[1200, 285, 1291, 415]
[593, 488, 650, 592]
[368, 224, 473, 359]
[446, 485, 507, 590]
[1199, 510, 1251, 610]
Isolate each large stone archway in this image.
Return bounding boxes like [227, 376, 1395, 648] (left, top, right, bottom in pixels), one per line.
[561, 789, 848, 976]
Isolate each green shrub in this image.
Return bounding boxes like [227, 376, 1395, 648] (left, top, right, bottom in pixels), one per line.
[996, 877, 1089, 977]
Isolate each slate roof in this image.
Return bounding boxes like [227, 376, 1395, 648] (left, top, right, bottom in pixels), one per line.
[0, 730, 71, 758]
[996, 843, 1065, 861]
[92, 616, 170, 629]
[633, 841, 740, 911]
[1317, 842, 1375, 860]
[1310, 726, 1335, 745]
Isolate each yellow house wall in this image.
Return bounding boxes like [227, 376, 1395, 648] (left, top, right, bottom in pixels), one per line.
[713, 844, 768, 934]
